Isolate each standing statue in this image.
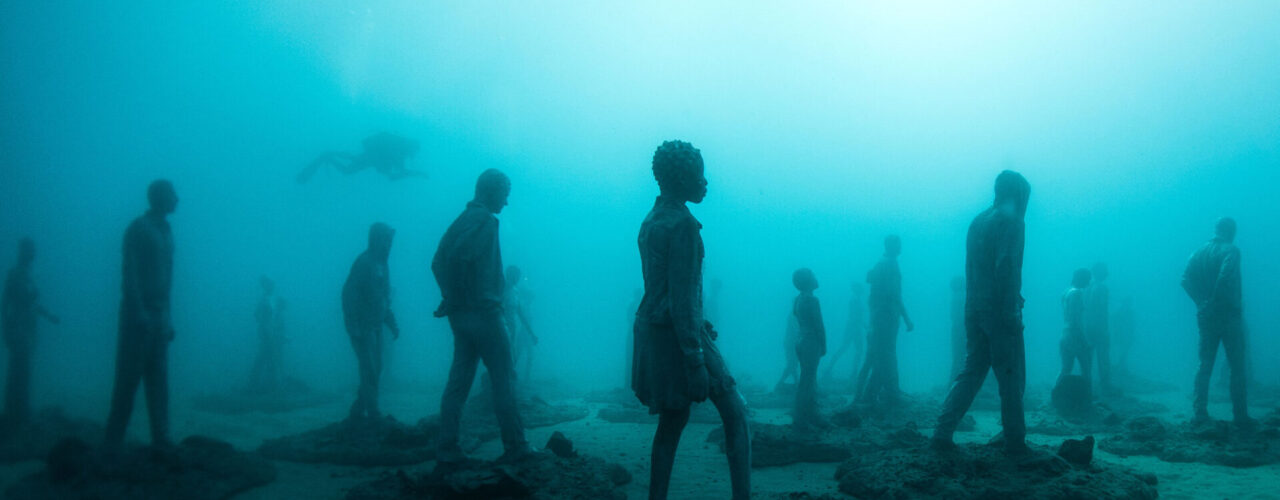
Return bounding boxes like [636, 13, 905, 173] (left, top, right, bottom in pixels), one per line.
[1056, 269, 1092, 397]
[343, 223, 401, 421]
[856, 235, 914, 407]
[105, 180, 178, 449]
[2, 238, 60, 430]
[433, 169, 531, 463]
[933, 170, 1032, 457]
[791, 268, 828, 429]
[1084, 262, 1112, 394]
[247, 276, 286, 394]
[634, 140, 750, 500]
[1181, 217, 1251, 426]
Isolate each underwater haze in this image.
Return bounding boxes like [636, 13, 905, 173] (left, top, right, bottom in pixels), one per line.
[1, 1, 1279, 496]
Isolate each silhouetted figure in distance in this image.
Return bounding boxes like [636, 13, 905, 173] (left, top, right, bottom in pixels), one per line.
[634, 140, 750, 500]
[503, 265, 538, 382]
[2, 238, 59, 430]
[1182, 217, 1251, 426]
[247, 275, 286, 394]
[105, 179, 178, 449]
[933, 170, 1032, 457]
[433, 169, 530, 463]
[791, 268, 828, 429]
[343, 225, 400, 422]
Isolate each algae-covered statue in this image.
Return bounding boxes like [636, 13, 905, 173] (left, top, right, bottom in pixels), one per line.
[933, 170, 1032, 457]
[633, 140, 750, 499]
[856, 235, 914, 407]
[791, 268, 828, 429]
[1057, 268, 1092, 395]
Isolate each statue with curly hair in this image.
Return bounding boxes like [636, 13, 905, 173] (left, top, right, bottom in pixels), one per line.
[633, 140, 750, 499]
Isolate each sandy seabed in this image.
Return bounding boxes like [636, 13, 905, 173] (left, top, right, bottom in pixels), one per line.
[2, 381, 1276, 499]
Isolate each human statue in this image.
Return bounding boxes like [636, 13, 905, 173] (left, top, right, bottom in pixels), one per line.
[432, 169, 530, 463]
[933, 170, 1032, 457]
[856, 235, 914, 407]
[296, 132, 425, 183]
[105, 179, 178, 449]
[247, 275, 286, 394]
[791, 268, 828, 429]
[343, 223, 400, 421]
[1084, 261, 1112, 394]
[1181, 217, 1251, 426]
[1057, 269, 1092, 396]
[2, 238, 60, 430]
[633, 140, 750, 500]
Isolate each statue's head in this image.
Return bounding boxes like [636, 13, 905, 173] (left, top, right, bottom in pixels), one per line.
[259, 275, 275, 294]
[506, 265, 523, 285]
[993, 170, 1029, 217]
[792, 268, 819, 292]
[652, 140, 706, 204]
[367, 222, 395, 260]
[475, 169, 511, 214]
[1215, 217, 1236, 243]
[884, 235, 902, 257]
[1072, 268, 1092, 289]
[148, 179, 178, 215]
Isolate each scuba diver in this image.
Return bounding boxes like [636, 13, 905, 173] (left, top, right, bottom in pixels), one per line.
[634, 140, 750, 500]
[2, 238, 60, 430]
[342, 223, 401, 422]
[1182, 217, 1251, 427]
[791, 268, 828, 429]
[296, 132, 426, 183]
[933, 170, 1033, 457]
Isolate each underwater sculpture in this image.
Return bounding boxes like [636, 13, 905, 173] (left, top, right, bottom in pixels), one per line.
[933, 170, 1032, 456]
[822, 281, 865, 385]
[105, 179, 179, 449]
[633, 140, 750, 500]
[246, 275, 286, 395]
[1085, 261, 1112, 393]
[1058, 269, 1092, 386]
[790, 268, 828, 429]
[856, 235, 914, 407]
[296, 132, 425, 183]
[343, 223, 400, 421]
[1181, 217, 1251, 426]
[503, 265, 538, 382]
[1057, 268, 1093, 406]
[774, 309, 801, 392]
[2, 238, 60, 430]
[432, 168, 531, 463]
